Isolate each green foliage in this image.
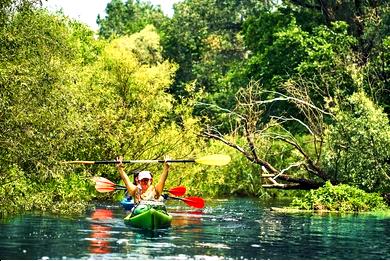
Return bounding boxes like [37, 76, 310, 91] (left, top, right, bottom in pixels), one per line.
[97, 0, 167, 38]
[60, 25, 184, 181]
[0, 7, 202, 217]
[68, 20, 106, 65]
[249, 18, 310, 87]
[362, 2, 390, 103]
[161, 0, 262, 99]
[323, 91, 390, 192]
[297, 21, 358, 98]
[0, 0, 40, 26]
[364, 35, 390, 114]
[240, 6, 322, 88]
[0, 9, 89, 175]
[0, 165, 93, 218]
[291, 181, 388, 212]
[1, 0, 390, 218]
[242, 17, 357, 96]
[243, 5, 324, 51]
[174, 139, 266, 198]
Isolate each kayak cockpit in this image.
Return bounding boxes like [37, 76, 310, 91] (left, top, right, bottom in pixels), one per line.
[124, 200, 172, 230]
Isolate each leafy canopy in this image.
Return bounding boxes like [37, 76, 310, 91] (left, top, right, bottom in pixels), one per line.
[323, 91, 390, 193]
[97, 0, 167, 38]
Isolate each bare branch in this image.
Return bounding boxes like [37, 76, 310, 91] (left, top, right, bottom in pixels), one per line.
[271, 134, 309, 160]
[202, 131, 255, 163]
[196, 102, 245, 120]
[274, 162, 305, 179]
[200, 79, 331, 190]
[255, 90, 333, 116]
[272, 116, 315, 135]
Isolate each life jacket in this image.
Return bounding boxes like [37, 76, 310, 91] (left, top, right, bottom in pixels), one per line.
[135, 184, 163, 203]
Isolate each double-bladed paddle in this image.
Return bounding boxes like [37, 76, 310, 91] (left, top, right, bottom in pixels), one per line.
[93, 177, 205, 208]
[63, 154, 231, 166]
[93, 177, 186, 197]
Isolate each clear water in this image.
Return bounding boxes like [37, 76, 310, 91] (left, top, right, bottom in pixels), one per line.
[0, 198, 389, 260]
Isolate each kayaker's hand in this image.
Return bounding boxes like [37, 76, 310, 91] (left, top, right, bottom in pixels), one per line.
[163, 155, 171, 167]
[116, 156, 124, 169]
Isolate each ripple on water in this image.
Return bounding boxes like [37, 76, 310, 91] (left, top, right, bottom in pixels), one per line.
[1, 199, 389, 260]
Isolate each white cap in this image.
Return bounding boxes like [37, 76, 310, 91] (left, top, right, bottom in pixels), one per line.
[138, 171, 152, 180]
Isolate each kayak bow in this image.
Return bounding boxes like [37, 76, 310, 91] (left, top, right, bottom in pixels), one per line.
[124, 201, 172, 230]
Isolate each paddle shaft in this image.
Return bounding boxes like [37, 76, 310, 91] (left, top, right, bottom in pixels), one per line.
[71, 159, 196, 164]
[63, 154, 230, 166]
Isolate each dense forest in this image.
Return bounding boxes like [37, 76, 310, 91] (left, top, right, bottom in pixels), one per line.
[1, 0, 389, 217]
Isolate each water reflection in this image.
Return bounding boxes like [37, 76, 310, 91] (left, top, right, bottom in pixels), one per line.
[171, 210, 203, 228]
[0, 199, 389, 260]
[88, 209, 113, 254]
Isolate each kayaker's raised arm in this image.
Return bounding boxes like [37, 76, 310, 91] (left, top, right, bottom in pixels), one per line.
[155, 155, 170, 197]
[116, 156, 137, 196]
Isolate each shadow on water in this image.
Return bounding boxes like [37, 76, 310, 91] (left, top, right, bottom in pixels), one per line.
[0, 198, 389, 260]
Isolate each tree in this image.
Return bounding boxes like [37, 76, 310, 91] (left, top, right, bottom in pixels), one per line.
[202, 80, 329, 190]
[0, 9, 203, 216]
[62, 25, 177, 160]
[202, 79, 390, 193]
[60, 25, 211, 184]
[161, 0, 264, 98]
[97, 0, 167, 38]
[0, 9, 90, 174]
[363, 32, 390, 114]
[284, 0, 390, 114]
[0, 7, 99, 217]
[237, 18, 359, 138]
[285, 0, 388, 46]
[361, 5, 390, 114]
[0, 0, 41, 26]
[323, 91, 390, 193]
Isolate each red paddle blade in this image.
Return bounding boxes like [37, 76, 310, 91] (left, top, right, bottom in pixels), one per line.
[182, 196, 205, 209]
[168, 186, 186, 196]
[92, 177, 116, 186]
[95, 184, 116, 193]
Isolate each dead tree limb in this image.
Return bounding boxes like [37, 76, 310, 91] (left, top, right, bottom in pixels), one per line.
[200, 80, 331, 190]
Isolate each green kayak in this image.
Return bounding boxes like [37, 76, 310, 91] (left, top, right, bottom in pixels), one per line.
[124, 200, 172, 230]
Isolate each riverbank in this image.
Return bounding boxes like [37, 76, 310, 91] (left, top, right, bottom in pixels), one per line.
[270, 206, 390, 217]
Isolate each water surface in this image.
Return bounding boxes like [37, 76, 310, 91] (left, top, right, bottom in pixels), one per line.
[0, 198, 389, 259]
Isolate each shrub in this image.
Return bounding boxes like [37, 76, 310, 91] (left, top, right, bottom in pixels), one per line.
[291, 181, 388, 212]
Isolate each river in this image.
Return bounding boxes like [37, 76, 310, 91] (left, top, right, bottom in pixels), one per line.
[0, 198, 389, 259]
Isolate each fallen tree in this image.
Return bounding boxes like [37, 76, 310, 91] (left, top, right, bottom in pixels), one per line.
[200, 80, 330, 189]
[200, 80, 390, 193]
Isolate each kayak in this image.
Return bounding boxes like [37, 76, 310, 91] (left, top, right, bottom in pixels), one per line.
[120, 197, 135, 210]
[124, 200, 172, 230]
[120, 194, 169, 210]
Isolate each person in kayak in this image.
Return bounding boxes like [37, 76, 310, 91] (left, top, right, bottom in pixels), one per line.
[116, 156, 170, 203]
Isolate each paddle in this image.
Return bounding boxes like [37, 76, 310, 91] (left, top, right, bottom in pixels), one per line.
[63, 154, 231, 166]
[167, 196, 205, 209]
[93, 177, 204, 208]
[93, 177, 187, 196]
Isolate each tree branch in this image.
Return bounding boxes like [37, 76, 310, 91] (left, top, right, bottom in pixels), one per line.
[202, 131, 255, 163]
[255, 90, 333, 116]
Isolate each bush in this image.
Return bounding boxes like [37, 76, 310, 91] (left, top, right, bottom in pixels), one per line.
[291, 181, 388, 212]
[0, 165, 93, 218]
